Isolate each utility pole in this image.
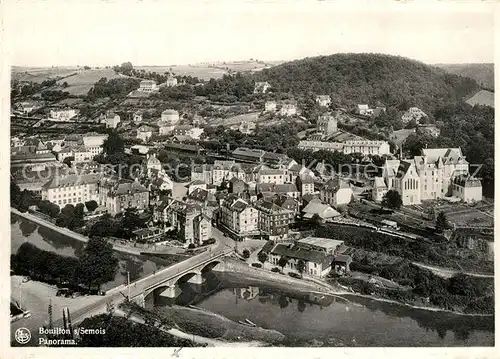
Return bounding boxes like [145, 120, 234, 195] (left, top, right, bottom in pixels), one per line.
[127, 271, 131, 300]
[19, 282, 22, 310]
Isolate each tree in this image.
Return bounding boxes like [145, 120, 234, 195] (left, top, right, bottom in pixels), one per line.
[435, 211, 451, 232]
[85, 200, 99, 212]
[102, 131, 125, 157]
[78, 237, 119, 291]
[62, 82, 69, 88]
[242, 249, 250, 259]
[381, 190, 403, 210]
[297, 260, 306, 278]
[257, 251, 268, 265]
[63, 156, 74, 168]
[278, 256, 288, 273]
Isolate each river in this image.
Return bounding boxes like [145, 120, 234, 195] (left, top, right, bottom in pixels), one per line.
[11, 214, 166, 290]
[11, 215, 494, 347]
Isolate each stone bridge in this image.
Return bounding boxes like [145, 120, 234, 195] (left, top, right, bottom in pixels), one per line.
[130, 249, 231, 307]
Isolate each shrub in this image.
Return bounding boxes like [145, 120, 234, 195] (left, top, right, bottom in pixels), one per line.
[251, 263, 262, 268]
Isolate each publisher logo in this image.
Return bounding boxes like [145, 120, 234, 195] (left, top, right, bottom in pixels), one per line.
[15, 327, 31, 345]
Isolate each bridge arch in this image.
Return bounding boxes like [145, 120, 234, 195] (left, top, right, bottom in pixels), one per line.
[200, 260, 223, 273]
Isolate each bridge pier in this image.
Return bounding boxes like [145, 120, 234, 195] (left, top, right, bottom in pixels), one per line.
[159, 286, 180, 299]
[187, 272, 205, 285]
[133, 293, 146, 308]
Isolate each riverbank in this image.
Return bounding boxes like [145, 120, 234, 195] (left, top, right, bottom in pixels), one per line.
[12, 208, 148, 256]
[220, 258, 494, 317]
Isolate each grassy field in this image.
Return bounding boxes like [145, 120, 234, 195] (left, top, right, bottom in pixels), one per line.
[137, 65, 228, 80]
[465, 90, 494, 108]
[434, 203, 493, 227]
[390, 128, 415, 146]
[212, 111, 261, 127]
[12, 66, 79, 83]
[55, 68, 130, 96]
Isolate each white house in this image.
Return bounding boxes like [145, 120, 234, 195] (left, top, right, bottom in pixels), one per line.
[137, 125, 154, 142]
[138, 80, 158, 92]
[320, 178, 353, 208]
[166, 76, 178, 87]
[264, 101, 277, 112]
[104, 112, 120, 129]
[280, 103, 297, 117]
[316, 95, 331, 107]
[401, 107, 427, 124]
[357, 104, 373, 116]
[452, 175, 482, 203]
[254, 81, 271, 94]
[133, 111, 143, 124]
[50, 109, 78, 122]
[342, 140, 391, 156]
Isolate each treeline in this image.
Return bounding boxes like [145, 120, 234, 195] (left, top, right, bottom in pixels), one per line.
[202, 122, 308, 153]
[253, 53, 479, 114]
[86, 77, 141, 101]
[345, 259, 493, 314]
[315, 224, 493, 273]
[11, 182, 38, 212]
[11, 237, 118, 291]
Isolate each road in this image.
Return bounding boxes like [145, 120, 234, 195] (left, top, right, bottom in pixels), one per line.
[412, 262, 494, 279]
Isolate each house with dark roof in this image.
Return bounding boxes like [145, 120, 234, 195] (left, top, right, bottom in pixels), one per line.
[220, 196, 259, 237]
[269, 194, 300, 216]
[98, 178, 149, 215]
[268, 243, 335, 278]
[256, 183, 300, 200]
[452, 175, 482, 203]
[254, 199, 293, 241]
[319, 178, 353, 208]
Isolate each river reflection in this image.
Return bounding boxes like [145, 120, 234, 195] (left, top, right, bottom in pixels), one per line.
[11, 214, 167, 290]
[151, 271, 494, 347]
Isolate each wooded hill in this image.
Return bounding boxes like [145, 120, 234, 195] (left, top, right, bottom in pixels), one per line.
[253, 53, 480, 113]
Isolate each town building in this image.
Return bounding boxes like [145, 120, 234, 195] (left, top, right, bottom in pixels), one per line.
[11, 140, 59, 172]
[137, 125, 154, 142]
[267, 243, 334, 278]
[401, 107, 427, 124]
[317, 113, 338, 137]
[254, 81, 271, 94]
[264, 101, 277, 112]
[320, 178, 353, 208]
[162, 200, 212, 246]
[296, 176, 315, 196]
[254, 200, 293, 241]
[316, 95, 331, 107]
[239, 121, 256, 134]
[452, 175, 482, 203]
[357, 104, 373, 116]
[257, 168, 287, 185]
[166, 76, 178, 87]
[133, 110, 143, 124]
[256, 183, 301, 200]
[270, 195, 300, 216]
[342, 140, 391, 156]
[301, 198, 341, 221]
[298, 140, 344, 153]
[220, 196, 259, 237]
[297, 237, 346, 255]
[49, 108, 78, 122]
[42, 173, 101, 207]
[138, 80, 158, 92]
[280, 102, 297, 117]
[82, 133, 107, 157]
[104, 112, 120, 129]
[72, 145, 92, 164]
[99, 179, 150, 215]
[158, 109, 180, 135]
[232, 147, 266, 163]
[372, 176, 388, 203]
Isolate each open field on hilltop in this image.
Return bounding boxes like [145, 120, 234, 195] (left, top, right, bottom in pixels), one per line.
[12, 66, 79, 83]
[136, 65, 228, 80]
[55, 68, 131, 96]
[465, 90, 494, 108]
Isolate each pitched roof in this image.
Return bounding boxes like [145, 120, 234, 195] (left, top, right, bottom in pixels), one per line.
[270, 243, 334, 267]
[396, 160, 412, 179]
[43, 173, 102, 189]
[322, 178, 350, 192]
[257, 183, 299, 194]
[302, 199, 340, 219]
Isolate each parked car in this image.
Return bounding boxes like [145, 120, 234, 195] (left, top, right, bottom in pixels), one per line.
[271, 267, 281, 273]
[251, 263, 262, 268]
[56, 288, 69, 297]
[288, 272, 301, 279]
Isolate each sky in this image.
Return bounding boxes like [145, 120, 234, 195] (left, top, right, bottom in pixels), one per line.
[3, 1, 496, 67]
